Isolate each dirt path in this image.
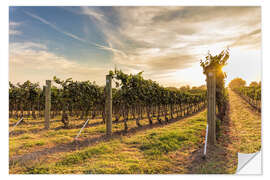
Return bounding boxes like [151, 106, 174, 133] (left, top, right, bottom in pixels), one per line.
[227, 89, 261, 153]
[188, 89, 261, 174]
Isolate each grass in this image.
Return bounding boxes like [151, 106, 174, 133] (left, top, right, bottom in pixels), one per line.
[56, 144, 112, 166]
[139, 131, 188, 156]
[9, 111, 195, 157]
[9, 116, 129, 157]
[10, 110, 207, 174]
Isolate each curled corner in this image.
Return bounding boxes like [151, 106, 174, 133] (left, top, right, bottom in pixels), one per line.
[236, 151, 262, 174]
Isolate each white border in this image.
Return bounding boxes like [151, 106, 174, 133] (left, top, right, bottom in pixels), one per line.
[0, 0, 9, 178]
[8, 0, 262, 6]
[2, 0, 270, 179]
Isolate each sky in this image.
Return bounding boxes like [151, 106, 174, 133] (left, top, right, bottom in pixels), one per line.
[9, 6, 261, 87]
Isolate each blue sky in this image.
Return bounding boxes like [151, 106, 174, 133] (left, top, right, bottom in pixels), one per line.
[10, 7, 111, 64]
[9, 6, 261, 87]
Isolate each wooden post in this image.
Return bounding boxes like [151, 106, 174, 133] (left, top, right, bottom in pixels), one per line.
[105, 75, 112, 136]
[45, 80, 51, 130]
[207, 69, 216, 145]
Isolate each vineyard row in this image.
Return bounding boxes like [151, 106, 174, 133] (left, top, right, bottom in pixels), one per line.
[9, 70, 207, 131]
[232, 86, 261, 112]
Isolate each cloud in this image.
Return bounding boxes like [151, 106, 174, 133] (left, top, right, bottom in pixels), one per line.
[10, 21, 21, 27]
[9, 42, 108, 85]
[10, 42, 48, 51]
[145, 54, 197, 71]
[95, 42, 127, 58]
[9, 21, 22, 35]
[79, 6, 261, 77]
[9, 30, 21, 35]
[230, 29, 261, 49]
[24, 10, 124, 56]
[24, 11, 87, 43]
[81, 7, 106, 23]
[151, 7, 258, 25]
[10, 7, 261, 87]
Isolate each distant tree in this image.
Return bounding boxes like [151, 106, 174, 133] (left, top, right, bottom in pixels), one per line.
[229, 78, 246, 90]
[249, 81, 260, 87]
[198, 85, 207, 90]
[166, 87, 178, 91]
[179, 85, 190, 91]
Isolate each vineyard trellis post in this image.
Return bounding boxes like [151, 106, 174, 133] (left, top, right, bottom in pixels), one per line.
[45, 80, 51, 130]
[206, 68, 216, 145]
[105, 75, 112, 136]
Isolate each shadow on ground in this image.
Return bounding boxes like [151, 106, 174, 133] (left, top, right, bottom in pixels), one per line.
[187, 103, 238, 174]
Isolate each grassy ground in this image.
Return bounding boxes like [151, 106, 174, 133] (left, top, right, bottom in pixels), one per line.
[189, 89, 261, 174]
[9, 110, 207, 174]
[227, 89, 261, 153]
[9, 115, 156, 158]
[9, 90, 261, 174]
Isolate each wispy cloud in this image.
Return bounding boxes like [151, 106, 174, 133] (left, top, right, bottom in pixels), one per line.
[24, 10, 123, 55]
[9, 30, 21, 35]
[10, 42, 47, 51]
[9, 42, 108, 85]
[10, 7, 261, 87]
[10, 21, 21, 27]
[9, 21, 22, 35]
[81, 7, 106, 23]
[230, 29, 261, 49]
[24, 11, 86, 43]
[94, 42, 127, 58]
[79, 7, 261, 76]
